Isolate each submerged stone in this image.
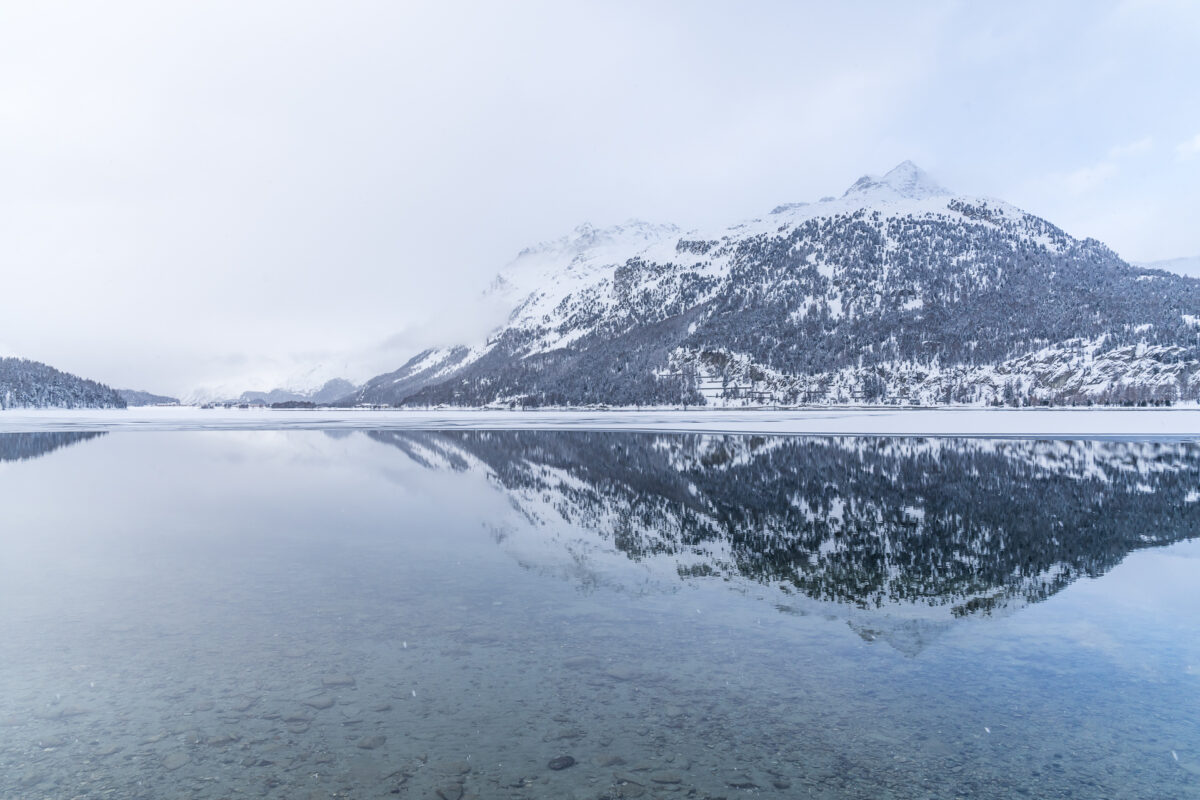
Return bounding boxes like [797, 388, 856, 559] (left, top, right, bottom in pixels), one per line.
[356, 734, 387, 750]
[432, 760, 472, 775]
[304, 695, 335, 710]
[650, 770, 683, 784]
[161, 752, 190, 771]
[231, 697, 258, 713]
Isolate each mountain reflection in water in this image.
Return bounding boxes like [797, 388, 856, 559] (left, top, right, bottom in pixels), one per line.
[367, 431, 1200, 619]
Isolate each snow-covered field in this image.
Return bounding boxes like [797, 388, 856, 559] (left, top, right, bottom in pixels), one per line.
[3, 406, 1200, 438]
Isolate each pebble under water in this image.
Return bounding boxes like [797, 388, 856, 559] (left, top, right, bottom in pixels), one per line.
[1, 429, 1198, 799]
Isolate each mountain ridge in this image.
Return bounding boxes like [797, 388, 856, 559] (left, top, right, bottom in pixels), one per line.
[1138, 255, 1200, 279]
[343, 162, 1200, 408]
[118, 389, 180, 406]
[199, 377, 360, 406]
[842, 160, 951, 201]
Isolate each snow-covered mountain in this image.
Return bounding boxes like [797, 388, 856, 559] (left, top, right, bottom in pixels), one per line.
[189, 377, 358, 406]
[235, 378, 358, 406]
[118, 388, 179, 406]
[351, 161, 1200, 407]
[0, 357, 126, 410]
[841, 159, 951, 201]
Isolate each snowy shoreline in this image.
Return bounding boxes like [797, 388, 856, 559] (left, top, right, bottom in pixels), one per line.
[3, 405, 1200, 438]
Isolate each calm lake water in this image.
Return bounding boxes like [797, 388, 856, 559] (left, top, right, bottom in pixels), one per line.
[1, 430, 1198, 800]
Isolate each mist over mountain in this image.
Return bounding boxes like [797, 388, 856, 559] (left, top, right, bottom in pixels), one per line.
[348, 162, 1200, 408]
[247, 378, 357, 405]
[0, 357, 126, 410]
[117, 389, 180, 406]
[1139, 255, 1200, 280]
[195, 378, 360, 406]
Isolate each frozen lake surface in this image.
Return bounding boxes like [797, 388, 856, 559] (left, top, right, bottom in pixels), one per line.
[1, 429, 1198, 799]
[5, 405, 1200, 438]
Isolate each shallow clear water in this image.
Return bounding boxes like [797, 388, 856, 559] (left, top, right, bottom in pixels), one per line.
[1, 430, 1198, 800]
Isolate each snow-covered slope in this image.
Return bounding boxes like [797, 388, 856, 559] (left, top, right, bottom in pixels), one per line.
[353, 162, 1200, 407]
[491, 219, 681, 310]
[0, 357, 126, 410]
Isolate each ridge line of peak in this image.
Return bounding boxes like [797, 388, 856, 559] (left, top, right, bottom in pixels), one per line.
[843, 160, 951, 200]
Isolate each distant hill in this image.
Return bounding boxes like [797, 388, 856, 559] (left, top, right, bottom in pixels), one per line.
[117, 389, 179, 406]
[237, 378, 357, 406]
[1138, 255, 1200, 279]
[0, 357, 126, 409]
[348, 161, 1200, 407]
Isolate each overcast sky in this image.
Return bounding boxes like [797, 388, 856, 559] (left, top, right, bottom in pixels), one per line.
[2, 0, 1198, 397]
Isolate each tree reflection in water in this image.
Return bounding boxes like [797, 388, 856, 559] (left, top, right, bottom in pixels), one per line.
[0, 431, 106, 463]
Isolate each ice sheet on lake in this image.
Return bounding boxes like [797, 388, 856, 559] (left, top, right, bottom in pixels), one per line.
[3, 405, 1200, 438]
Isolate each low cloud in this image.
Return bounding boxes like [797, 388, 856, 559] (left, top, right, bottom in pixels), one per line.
[1176, 134, 1200, 159]
[1057, 135, 1153, 196]
[1107, 137, 1153, 159]
[1061, 161, 1119, 195]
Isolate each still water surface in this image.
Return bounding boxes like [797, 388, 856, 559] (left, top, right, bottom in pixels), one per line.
[1, 430, 1198, 799]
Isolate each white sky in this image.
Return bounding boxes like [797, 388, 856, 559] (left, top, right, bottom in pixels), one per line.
[1, 0, 1198, 397]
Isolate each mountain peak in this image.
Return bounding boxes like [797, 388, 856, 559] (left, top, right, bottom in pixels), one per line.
[843, 160, 950, 201]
